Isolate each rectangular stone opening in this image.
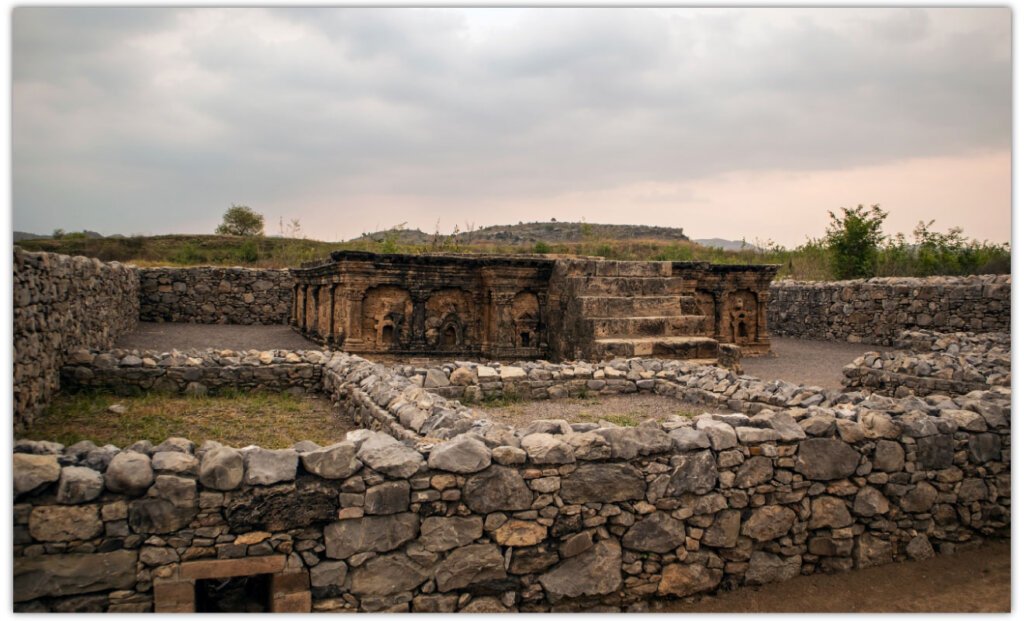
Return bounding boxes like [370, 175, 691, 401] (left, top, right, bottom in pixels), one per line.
[195, 574, 272, 612]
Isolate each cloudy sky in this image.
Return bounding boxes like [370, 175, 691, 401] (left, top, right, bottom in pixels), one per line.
[12, 7, 1011, 246]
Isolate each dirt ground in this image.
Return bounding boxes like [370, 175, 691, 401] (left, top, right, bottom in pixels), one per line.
[115, 322, 316, 351]
[477, 393, 708, 427]
[657, 539, 1010, 613]
[741, 336, 890, 390]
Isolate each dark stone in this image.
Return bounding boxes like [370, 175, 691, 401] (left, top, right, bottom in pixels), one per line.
[509, 544, 560, 575]
[463, 466, 533, 513]
[667, 450, 718, 495]
[916, 435, 954, 470]
[225, 477, 339, 531]
[14, 550, 137, 602]
[794, 438, 861, 480]
[622, 511, 687, 552]
[560, 463, 645, 504]
[968, 433, 1001, 464]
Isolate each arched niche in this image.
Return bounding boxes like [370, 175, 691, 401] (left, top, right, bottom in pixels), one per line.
[361, 286, 413, 350]
[425, 289, 477, 349]
[726, 289, 758, 344]
[511, 290, 542, 348]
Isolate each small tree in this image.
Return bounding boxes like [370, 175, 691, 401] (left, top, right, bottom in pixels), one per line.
[216, 204, 264, 236]
[825, 204, 887, 279]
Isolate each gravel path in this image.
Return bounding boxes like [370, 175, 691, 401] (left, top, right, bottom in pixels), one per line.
[741, 336, 891, 390]
[115, 322, 317, 351]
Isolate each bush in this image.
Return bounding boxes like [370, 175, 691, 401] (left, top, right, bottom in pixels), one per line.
[238, 239, 259, 263]
[533, 241, 552, 254]
[825, 204, 887, 279]
[215, 204, 264, 236]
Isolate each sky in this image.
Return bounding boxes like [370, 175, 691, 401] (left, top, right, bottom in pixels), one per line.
[11, 7, 1012, 247]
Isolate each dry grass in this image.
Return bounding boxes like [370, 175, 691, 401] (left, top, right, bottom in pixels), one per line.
[22, 390, 357, 449]
[476, 393, 703, 427]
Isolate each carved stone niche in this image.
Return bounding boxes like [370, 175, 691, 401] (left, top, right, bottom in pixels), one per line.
[361, 286, 413, 350]
[511, 290, 543, 349]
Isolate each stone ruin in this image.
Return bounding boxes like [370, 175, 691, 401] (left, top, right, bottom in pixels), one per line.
[289, 251, 777, 362]
[11, 248, 1012, 612]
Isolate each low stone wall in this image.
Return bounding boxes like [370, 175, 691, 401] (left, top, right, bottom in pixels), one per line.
[768, 276, 1010, 345]
[16, 342, 1012, 612]
[14, 249, 139, 431]
[841, 330, 1010, 398]
[60, 348, 328, 396]
[13, 370, 1010, 612]
[138, 267, 292, 325]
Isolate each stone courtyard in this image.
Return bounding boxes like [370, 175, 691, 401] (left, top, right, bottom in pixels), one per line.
[11, 248, 1012, 612]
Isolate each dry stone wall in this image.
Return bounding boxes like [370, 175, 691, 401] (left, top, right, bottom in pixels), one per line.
[768, 276, 1010, 345]
[60, 348, 328, 396]
[14, 249, 139, 431]
[14, 347, 1011, 611]
[138, 267, 292, 325]
[842, 330, 1010, 398]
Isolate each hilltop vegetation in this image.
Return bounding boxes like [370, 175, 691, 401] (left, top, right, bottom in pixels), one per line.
[14, 215, 1009, 280]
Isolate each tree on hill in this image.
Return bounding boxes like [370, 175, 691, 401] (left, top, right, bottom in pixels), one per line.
[216, 204, 264, 236]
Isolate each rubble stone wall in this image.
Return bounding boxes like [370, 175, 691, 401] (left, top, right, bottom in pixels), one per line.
[60, 349, 327, 396]
[842, 330, 1011, 398]
[138, 267, 292, 325]
[13, 249, 139, 431]
[768, 276, 1010, 345]
[15, 349, 1010, 611]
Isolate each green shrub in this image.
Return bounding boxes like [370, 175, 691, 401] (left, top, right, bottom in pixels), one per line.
[825, 204, 887, 279]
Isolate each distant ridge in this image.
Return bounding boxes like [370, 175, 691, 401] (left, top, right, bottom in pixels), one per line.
[693, 238, 763, 252]
[351, 221, 689, 245]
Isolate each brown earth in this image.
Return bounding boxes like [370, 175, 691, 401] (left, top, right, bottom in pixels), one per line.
[476, 393, 710, 427]
[655, 538, 1010, 613]
[742, 336, 891, 390]
[115, 322, 317, 351]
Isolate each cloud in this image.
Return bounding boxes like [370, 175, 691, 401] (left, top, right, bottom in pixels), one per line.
[12, 7, 1011, 242]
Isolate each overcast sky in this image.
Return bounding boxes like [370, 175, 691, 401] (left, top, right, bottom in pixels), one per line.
[12, 7, 1011, 246]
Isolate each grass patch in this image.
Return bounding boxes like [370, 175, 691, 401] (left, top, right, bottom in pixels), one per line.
[22, 390, 356, 449]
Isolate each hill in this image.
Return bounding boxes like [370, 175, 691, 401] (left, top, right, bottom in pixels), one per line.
[693, 238, 763, 252]
[350, 221, 689, 246]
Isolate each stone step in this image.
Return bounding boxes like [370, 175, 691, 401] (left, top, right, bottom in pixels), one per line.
[578, 295, 692, 318]
[593, 336, 720, 360]
[588, 315, 708, 339]
[571, 276, 687, 297]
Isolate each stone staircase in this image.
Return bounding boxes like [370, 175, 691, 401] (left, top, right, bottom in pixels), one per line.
[565, 261, 720, 361]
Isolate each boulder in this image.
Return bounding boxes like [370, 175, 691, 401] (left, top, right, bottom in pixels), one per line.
[668, 427, 711, 451]
[745, 551, 801, 585]
[733, 456, 773, 489]
[423, 368, 450, 388]
[538, 540, 622, 600]
[13, 550, 137, 602]
[357, 443, 424, 478]
[741, 506, 796, 542]
[905, 535, 935, 561]
[622, 511, 687, 553]
[794, 438, 861, 480]
[104, 452, 154, 496]
[916, 435, 954, 470]
[56, 467, 104, 504]
[419, 516, 483, 552]
[657, 563, 723, 597]
[520, 434, 575, 464]
[899, 482, 938, 513]
[242, 448, 298, 486]
[199, 446, 244, 491]
[14, 453, 61, 496]
[350, 552, 433, 597]
[310, 560, 348, 588]
[809, 496, 853, 529]
[854, 532, 892, 568]
[695, 418, 738, 450]
[463, 466, 533, 513]
[300, 442, 362, 479]
[324, 513, 419, 559]
[449, 367, 477, 386]
[560, 463, 645, 504]
[151, 451, 199, 476]
[128, 475, 197, 534]
[702, 509, 741, 548]
[493, 520, 547, 547]
[852, 487, 890, 517]
[29, 505, 103, 542]
[872, 440, 905, 473]
[225, 479, 338, 531]
[435, 544, 507, 592]
[667, 450, 718, 496]
[427, 436, 491, 473]
[365, 481, 410, 515]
